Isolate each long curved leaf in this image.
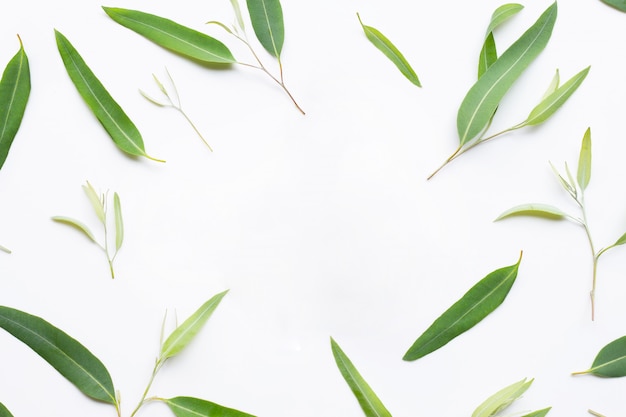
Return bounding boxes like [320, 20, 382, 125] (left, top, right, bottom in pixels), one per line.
[331, 338, 392, 417]
[485, 4, 525, 35]
[457, 2, 557, 145]
[0, 36, 30, 171]
[51, 216, 97, 243]
[55, 30, 162, 162]
[403, 253, 522, 361]
[246, 0, 284, 57]
[0, 306, 117, 404]
[163, 397, 255, 417]
[0, 403, 13, 417]
[357, 13, 421, 87]
[160, 290, 228, 360]
[103, 7, 235, 64]
[473, 378, 532, 417]
[573, 335, 626, 377]
[479, 4, 524, 78]
[494, 203, 568, 221]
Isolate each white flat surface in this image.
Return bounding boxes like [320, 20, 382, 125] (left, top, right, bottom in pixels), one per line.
[1, 1, 626, 416]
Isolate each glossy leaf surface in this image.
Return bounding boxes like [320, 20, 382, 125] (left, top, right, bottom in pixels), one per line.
[577, 127, 592, 190]
[0, 306, 116, 404]
[0, 403, 13, 417]
[160, 290, 228, 360]
[357, 13, 421, 87]
[113, 192, 123, 251]
[494, 204, 568, 221]
[574, 335, 626, 377]
[164, 396, 255, 417]
[0, 36, 30, 171]
[51, 216, 97, 243]
[403, 254, 522, 361]
[331, 338, 392, 417]
[103, 7, 236, 64]
[246, 0, 284, 57]
[473, 378, 532, 417]
[457, 2, 557, 145]
[600, 0, 626, 12]
[55, 30, 161, 161]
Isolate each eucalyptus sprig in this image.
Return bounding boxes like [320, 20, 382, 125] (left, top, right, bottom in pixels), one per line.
[495, 128, 626, 320]
[52, 181, 124, 279]
[140, 68, 213, 152]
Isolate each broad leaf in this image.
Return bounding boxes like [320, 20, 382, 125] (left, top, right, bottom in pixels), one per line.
[577, 127, 592, 191]
[494, 204, 568, 221]
[160, 290, 228, 360]
[457, 2, 557, 145]
[473, 378, 532, 417]
[573, 335, 626, 377]
[52, 216, 97, 243]
[82, 182, 105, 224]
[113, 192, 124, 251]
[0, 403, 13, 417]
[331, 338, 392, 417]
[357, 13, 421, 87]
[103, 7, 236, 64]
[0, 36, 30, 171]
[246, 0, 284, 57]
[163, 396, 255, 417]
[600, 0, 626, 12]
[403, 254, 522, 361]
[0, 306, 117, 404]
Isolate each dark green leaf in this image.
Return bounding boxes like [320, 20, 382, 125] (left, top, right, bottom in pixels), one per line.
[600, 0, 626, 12]
[577, 127, 592, 191]
[0, 306, 117, 405]
[573, 335, 626, 377]
[331, 338, 392, 417]
[103, 7, 236, 64]
[246, 0, 284, 57]
[478, 32, 497, 79]
[163, 396, 255, 417]
[403, 253, 522, 361]
[55, 30, 163, 162]
[0, 403, 14, 417]
[0, 36, 30, 171]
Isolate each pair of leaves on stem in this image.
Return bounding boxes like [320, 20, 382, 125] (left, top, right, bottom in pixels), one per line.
[103, 0, 304, 114]
[495, 128, 626, 320]
[52, 182, 124, 279]
[429, 2, 589, 179]
[0, 291, 254, 417]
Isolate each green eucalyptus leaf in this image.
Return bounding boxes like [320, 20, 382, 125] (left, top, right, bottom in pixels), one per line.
[103, 7, 236, 64]
[541, 69, 560, 100]
[573, 335, 626, 377]
[113, 192, 124, 251]
[0, 245, 10, 254]
[521, 408, 552, 417]
[577, 127, 592, 191]
[600, 0, 626, 12]
[0, 306, 117, 405]
[478, 32, 497, 79]
[612, 232, 626, 247]
[230, 0, 246, 30]
[163, 396, 255, 417]
[549, 162, 577, 198]
[494, 204, 568, 221]
[0, 403, 14, 417]
[485, 4, 524, 35]
[403, 253, 522, 361]
[357, 13, 421, 87]
[473, 378, 532, 417]
[52, 216, 98, 244]
[457, 2, 557, 145]
[82, 182, 105, 224]
[331, 338, 392, 417]
[160, 290, 228, 360]
[55, 30, 163, 162]
[0, 36, 30, 172]
[246, 0, 284, 58]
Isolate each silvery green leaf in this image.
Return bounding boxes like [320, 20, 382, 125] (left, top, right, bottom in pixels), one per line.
[113, 192, 123, 251]
[485, 4, 524, 35]
[549, 162, 577, 198]
[541, 69, 560, 100]
[494, 204, 568, 221]
[0, 245, 10, 254]
[472, 378, 533, 417]
[521, 408, 552, 417]
[577, 127, 592, 191]
[82, 182, 105, 224]
[230, 0, 245, 30]
[139, 89, 167, 107]
[52, 216, 98, 243]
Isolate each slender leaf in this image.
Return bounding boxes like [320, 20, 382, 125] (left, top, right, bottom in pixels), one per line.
[403, 253, 522, 361]
[52, 216, 97, 243]
[494, 204, 568, 221]
[103, 7, 235, 64]
[577, 127, 592, 191]
[485, 4, 524, 35]
[160, 290, 228, 360]
[246, 0, 284, 57]
[230, 0, 246, 30]
[331, 338, 392, 417]
[612, 232, 626, 247]
[549, 162, 576, 198]
[473, 378, 532, 417]
[541, 69, 560, 100]
[0, 403, 13, 417]
[457, 2, 557, 145]
[479, 4, 523, 78]
[113, 192, 123, 251]
[55, 30, 162, 162]
[82, 182, 105, 224]
[600, 0, 626, 12]
[573, 335, 626, 377]
[521, 408, 552, 417]
[524, 66, 590, 126]
[163, 397, 255, 417]
[0, 36, 30, 171]
[357, 13, 421, 87]
[0, 245, 10, 254]
[0, 306, 116, 404]
[478, 32, 497, 79]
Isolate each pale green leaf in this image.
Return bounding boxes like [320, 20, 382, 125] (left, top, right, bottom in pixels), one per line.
[577, 127, 592, 191]
[206, 20, 235, 35]
[139, 89, 168, 107]
[82, 181, 105, 224]
[230, 0, 246, 30]
[549, 161, 576, 198]
[163, 396, 255, 417]
[113, 192, 123, 251]
[246, 0, 285, 57]
[52, 216, 98, 244]
[473, 378, 533, 417]
[613, 232, 626, 247]
[494, 204, 568, 221]
[485, 4, 524, 35]
[0, 245, 10, 254]
[521, 408, 552, 417]
[541, 69, 560, 100]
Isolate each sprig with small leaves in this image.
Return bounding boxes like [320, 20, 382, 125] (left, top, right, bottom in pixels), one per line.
[495, 128, 626, 320]
[52, 181, 124, 279]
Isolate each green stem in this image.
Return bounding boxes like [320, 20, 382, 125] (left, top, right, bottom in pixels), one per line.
[577, 193, 599, 320]
[129, 358, 164, 417]
[588, 410, 607, 417]
[176, 108, 213, 152]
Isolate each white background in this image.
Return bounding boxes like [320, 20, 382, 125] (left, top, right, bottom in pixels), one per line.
[1, 0, 626, 416]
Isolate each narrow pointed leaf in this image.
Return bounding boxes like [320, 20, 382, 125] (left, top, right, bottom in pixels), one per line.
[55, 30, 162, 162]
[521, 408, 552, 417]
[549, 162, 577, 198]
[541, 69, 560, 100]
[0, 245, 10, 254]
[163, 396, 255, 417]
[573, 335, 626, 377]
[139, 89, 168, 107]
[494, 204, 568, 221]
[473, 378, 532, 417]
[246, 0, 284, 57]
[485, 4, 524, 35]
[524, 66, 590, 126]
[478, 32, 497, 79]
[403, 254, 522, 361]
[600, 0, 626, 12]
[113, 192, 123, 251]
[331, 338, 392, 417]
[230, 0, 246, 30]
[82, 182, 105, 224]
[577, 127, 592, 191]
[52, 216, 98, 243]
[0, 403, 13, 417]
[0, 36, 30, 171]
[612, 232, 626, 247]
[357, 13, 421, 87]
[160, 290, 228, 360]
[0, 306, 116, 404]
[103, 7, 235, 64]
[457, 2, 557, 145]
